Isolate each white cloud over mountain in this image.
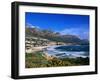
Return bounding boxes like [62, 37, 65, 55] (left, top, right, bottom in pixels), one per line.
[59, 27, 89, 39]
[26, 23, 40, 29]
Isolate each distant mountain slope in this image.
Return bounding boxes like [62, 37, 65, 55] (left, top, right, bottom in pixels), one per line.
[25, 27, 89, 45]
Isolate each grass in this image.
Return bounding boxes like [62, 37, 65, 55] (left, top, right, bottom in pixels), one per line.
[25, 51, 51, 68]
[25, 51, 89, 68]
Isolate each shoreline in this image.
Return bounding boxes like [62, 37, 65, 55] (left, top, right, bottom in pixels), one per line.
[43, 45, 89, 59]
[26, 45, 89, 59]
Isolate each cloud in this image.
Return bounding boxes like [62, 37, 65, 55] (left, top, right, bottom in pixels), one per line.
[26, 23, 40, 29]
[60, 27, 89, 39]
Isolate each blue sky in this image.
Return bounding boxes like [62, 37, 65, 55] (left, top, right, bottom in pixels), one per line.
[25, 12, 89, 39]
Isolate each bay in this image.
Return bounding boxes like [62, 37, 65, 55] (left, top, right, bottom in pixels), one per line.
[44, 45, 89, 58]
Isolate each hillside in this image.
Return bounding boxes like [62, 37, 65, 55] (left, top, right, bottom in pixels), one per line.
[25, 26, 89, 45]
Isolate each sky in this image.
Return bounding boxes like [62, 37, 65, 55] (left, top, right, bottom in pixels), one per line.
[25, 12, 89, 39]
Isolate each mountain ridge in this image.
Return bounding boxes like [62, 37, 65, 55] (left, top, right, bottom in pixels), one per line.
[25, 26, 89, 45]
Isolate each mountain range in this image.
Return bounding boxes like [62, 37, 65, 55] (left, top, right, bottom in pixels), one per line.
[25, 26, 89, 45]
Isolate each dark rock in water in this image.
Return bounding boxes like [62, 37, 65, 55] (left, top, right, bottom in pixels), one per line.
[55, 53, 66, 56]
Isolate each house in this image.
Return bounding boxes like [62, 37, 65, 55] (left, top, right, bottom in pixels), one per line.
[25, 36, 50, 53]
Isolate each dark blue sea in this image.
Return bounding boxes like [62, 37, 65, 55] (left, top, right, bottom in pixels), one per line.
[44, 45, 89, 58]
[55, 45, 89, 52]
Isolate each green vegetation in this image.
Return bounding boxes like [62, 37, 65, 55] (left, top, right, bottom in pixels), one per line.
[25, 51, 48, 68]
[61, 57, 89, 65]
[25, 52, 89, 68]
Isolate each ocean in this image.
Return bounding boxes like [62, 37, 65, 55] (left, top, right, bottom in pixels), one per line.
[44, 45, 89, 58]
